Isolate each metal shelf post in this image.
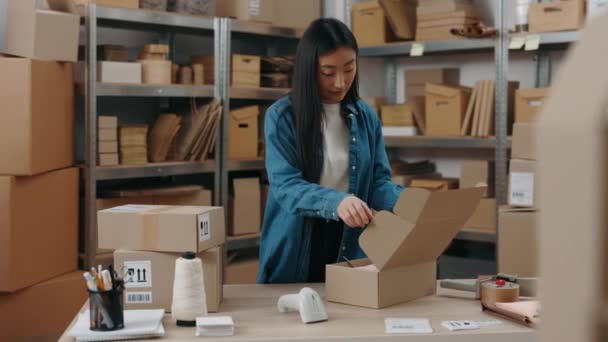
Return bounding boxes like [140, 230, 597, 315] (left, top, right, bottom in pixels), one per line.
[495, 0, 510, 207]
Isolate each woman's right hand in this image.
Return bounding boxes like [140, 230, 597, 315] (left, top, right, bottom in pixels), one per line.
[337, 195, 374, 228]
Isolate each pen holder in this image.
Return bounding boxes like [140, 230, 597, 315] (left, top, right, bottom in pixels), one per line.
[88, 288, 125, 331]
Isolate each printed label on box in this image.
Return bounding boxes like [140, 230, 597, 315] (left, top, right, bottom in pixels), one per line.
[126, 291, 153, 304]
[249, 0, 260, 16]
[509, 172, 535, 206]
[385, 318, 433, 334]
[106, 205, 162, 213]
[124, 260, 152, 288]
[198, 213, 211, 242]
[527, 100, 544, 107]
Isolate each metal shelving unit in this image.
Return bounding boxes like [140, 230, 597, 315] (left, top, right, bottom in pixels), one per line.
[81, 4, 223, 268]
[80, 4, 299, 268]
[383, 136, 507, 149]
[360, 38, 495, 57]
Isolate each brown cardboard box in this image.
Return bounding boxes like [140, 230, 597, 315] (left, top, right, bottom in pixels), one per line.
[225, 258, 259, 284]
[515, 88, 550, 123]
[114, 247, 223, 313]
[96, 186, 212, 211]
[98, 205, 226, 252]
[425, 83, 471, 136]
[326, 187, 484, 309]
[410, 178, 459, 191]
[464, 198, 496, 232]
[99, 115, 118, 129]
[275, 0, 320, 29]
[406, 68, 459, 101]
[4, 0, 79, 62]
[99, 128, 118, 141]
[381, 104, 414, 126]
[99, 141, 119, 153]
[498, 207, 538, 277]
[0, 168, 78, 293]
[98, 153, 119, 166]
[460, 160, 494, 197]
[512, 123, 537, 161]
[73, 0, 139, 8]
[508, 159, 537, 208]
[217, 0, 276, 23]
[229, 178, 261, 236]
[529, 0, 585, 33]
[232, 54, 261, 87]
[363, 96, 388, 115]
[229, 106, 259, 159]
[140, 60, 172, 84]
[232, 71, 261, 88]
[0, 272, 87, 341]
[416, 0, 475, 16]
[352, 0, 395, 47]
[0, 58, 74, 175]
[379, 0, 416, 40]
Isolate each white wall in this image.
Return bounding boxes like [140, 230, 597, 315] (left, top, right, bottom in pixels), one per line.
[0, 0, 6, 51]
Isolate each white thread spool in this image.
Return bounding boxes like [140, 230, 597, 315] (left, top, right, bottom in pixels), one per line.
[172, 252, 207, 327]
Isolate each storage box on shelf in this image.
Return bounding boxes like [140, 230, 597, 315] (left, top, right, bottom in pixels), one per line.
[119, 125, 149, 165]
[0, 168, 78, 293]
[3, 0, 79, 62]
[98, 116, 119, 166]
[75, 0, 139, 9]
[229, 178, 261, 236]
[168, 0, 217, 16]
[229, 106, 260, 159]
[498, 207, 538, 277]
[192, 54, 260, 87]
[515, 88, 550, 123]
[352, 0, 396, 47]
[529, 0, 585, 33]
[425, 83, 471, 136]
[0, 58, 74, 175]
[416, 0, 478, 41]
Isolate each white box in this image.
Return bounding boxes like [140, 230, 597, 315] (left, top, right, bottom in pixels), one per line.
[588, 0, 608, 19]
[99, 62, 142, 84]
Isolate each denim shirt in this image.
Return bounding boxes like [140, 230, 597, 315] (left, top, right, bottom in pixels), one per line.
[257, 96, 404, 283]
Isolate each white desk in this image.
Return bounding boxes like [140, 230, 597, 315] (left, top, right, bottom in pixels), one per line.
[59, 283, 536, 342]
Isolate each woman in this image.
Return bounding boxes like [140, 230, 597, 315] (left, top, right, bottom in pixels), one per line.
[258, 18, 404, 284]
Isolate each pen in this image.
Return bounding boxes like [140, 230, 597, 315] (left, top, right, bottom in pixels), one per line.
[83, 272, 98, 291]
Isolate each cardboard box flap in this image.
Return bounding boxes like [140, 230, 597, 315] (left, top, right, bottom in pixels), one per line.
[426, 83, 470, 98]
[230, 106, 259, 122]
[499, 205, 537, 214]
[360, 187, 484, 271]
[518, 88, 549, 100]
[46, 0, 80, 14]
[353, 0, 381, 12]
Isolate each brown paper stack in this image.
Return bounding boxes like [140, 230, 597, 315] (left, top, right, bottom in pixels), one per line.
[261, 56, 294, 88]
[174, 97, 223, 162]
[461, 80, 519, 137]
[416, 0, 480, 41]
[138, 44, 171, 84]
[148, 113, 182, 163]
[119, 125, 148, 165]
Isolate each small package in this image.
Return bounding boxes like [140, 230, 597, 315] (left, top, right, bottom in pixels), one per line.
[196, 316, 235, 337]
[515, 88, 549, 123]
[98, 205, 226, 252]
[425, 83, 472, 136]
[508, 159, 537, 208]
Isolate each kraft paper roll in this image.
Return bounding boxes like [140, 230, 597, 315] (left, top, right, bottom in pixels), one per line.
[480, 281, 520, 304]
[180, 66, 193, 85]
[193, 64, 204, 85]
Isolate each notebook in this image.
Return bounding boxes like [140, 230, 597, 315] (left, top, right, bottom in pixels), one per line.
[67, 309, 165, 342]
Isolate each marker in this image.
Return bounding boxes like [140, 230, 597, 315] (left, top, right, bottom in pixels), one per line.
[83, 272, 98, 292]
[101, 270, 113, 291]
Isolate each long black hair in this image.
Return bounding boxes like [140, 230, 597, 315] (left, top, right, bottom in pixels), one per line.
[291, 18, 360, 183]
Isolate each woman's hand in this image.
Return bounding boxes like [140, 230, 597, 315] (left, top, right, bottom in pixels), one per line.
[337, 195, 374, 228]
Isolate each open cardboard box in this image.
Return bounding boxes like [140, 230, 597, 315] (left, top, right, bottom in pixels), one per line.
[326, 187, 484, 309]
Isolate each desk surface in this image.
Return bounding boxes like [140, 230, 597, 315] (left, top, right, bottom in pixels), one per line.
[59, 283, 536, 342]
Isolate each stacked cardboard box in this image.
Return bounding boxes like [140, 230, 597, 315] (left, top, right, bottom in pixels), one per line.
[98, 116, 119, 166]
[499, 122, 539, 277]
[425, 83, 471, 136]
[416, 0, 478, 41]
[229, 106, 260, 159]
[138, 44, 172, 84]
[229, 178, 261, 236]
[460, 160, 496, 232]
[529, 0, 585, 33]
[98, 205, 226, 312]
[191, 54, 261, 87]
[217, 0, 320, 29]
[119, 125, 149, 165]
[405, 68, 459, 134]
[225, 251, 259, 284]
[515, 88, 550, 123]
[0, 4, 82, 340]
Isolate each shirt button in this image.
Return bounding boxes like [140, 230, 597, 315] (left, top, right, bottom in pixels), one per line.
[352, 137, 356, 143]
[352, 165, 356, 171]
[342, 245, 346, 251]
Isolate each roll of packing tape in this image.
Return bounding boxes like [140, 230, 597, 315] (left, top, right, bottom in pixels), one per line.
[480, 280, 520, 304]
[193, 64, 204, 85]
[180, 66, 193, 85]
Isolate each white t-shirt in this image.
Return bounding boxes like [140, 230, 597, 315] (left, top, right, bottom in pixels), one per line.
[320, 103, 350, 192]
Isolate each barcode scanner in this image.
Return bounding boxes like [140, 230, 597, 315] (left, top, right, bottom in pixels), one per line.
[277, 287, 328, 324]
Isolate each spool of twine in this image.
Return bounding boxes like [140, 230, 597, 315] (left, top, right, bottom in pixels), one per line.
[172, 64, 180, 84]
[180, 66, 193, 85]
[140, 60, 172, 84]
[193, 64, 204, 85]
[171, 252, 207, 327]
[480, 280, 520, 305]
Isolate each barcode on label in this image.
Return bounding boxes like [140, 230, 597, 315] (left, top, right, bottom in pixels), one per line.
[198, 213, 211, 242]
[126, 292, 153, 304]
